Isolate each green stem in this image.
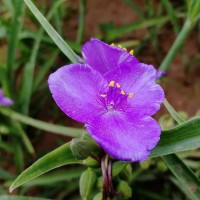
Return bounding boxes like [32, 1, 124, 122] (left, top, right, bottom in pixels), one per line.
[24, 0, 79, 63]
[0, 108, 82, 138]
[159, 19, 195, 71]
[5, 0, 25, 96]
[76, 0, 86, 44]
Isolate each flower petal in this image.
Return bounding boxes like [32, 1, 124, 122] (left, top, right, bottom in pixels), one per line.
[82, 38, 139, 75]
[0, 97, 13, 106]
[0, 89, 13, 106]
[48, 64, 107, 123]
[104, 63, 164, 116]
[86, 111, 161, 162]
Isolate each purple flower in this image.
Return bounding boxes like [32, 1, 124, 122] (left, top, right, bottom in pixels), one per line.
[0, 89, 13, 107]
[48, 38, 164, 162]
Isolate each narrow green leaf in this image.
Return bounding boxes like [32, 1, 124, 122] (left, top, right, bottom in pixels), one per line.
[76, 0, 86, 44]
[10, 121, 34, 154]
[161, 100, 200, 200]
[10, 142, 83, 192]
[0, 108, 82, 137]
[188, 0, 200, 22]
[0, 195, 50, 200]
[150, 117, 200, 157]
[20, 169, 83, 187]
[162, 0, 180, 33]
[164, 99, 185, 124]
[104, 13, 185, 41]
[4, 0, 25, 96]
[32, 50, 59, 92]
[23, 0, 79, 63]
[20, 0, 66, 115]
[162, 154, 200, 200]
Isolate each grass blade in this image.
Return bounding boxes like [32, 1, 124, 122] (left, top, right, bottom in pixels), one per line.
[5, 0, 25, 96]
[0, 108, 82, 137]
[162, 154, 200, 200]
[0, 195, 51, 200]
[9, 142, 83, 192]
[24, 0, 79, 63]
[150, 117, 200, 157]
[76, 0, 86, 44]
[19, 0, 66, 115]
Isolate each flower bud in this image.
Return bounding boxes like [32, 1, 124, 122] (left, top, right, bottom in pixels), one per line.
[79, 168, 97, 200]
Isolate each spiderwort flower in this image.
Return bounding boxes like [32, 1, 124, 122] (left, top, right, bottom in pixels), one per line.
[0, 89, 13, 106]
[48, 38, 164, 162]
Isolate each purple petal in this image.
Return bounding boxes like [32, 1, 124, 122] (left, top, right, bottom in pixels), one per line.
[48, 64, 107, 123]
[86, 111, 161, 162]
[82, 38, 139, 75]
[104, 63, 164, 116]
[0, 89, 13, 106]
[0, 97, 13, 106]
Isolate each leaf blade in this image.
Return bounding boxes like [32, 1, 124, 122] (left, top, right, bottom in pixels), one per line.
[10, 142, 83, 192]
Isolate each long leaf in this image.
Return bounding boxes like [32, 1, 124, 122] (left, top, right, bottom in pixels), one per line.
[0, 196, 50, 200]
[160, 100, 200, 200]
[0, 108, 82, 137]
[162, 154, 200, 200]
[23, 0, 79, 63]
[19, 0, 66, 115]
[150, 117, 200, 157]
[4, 0, 25, 96]
[10, 142, 83, 192]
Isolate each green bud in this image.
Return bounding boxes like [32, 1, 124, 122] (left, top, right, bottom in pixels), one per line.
[117, 180, 132, 199]
[79, 168, 97, 200]
[157, 160, 168, 172]
[93, 193, 102, 200]
[70, 138, 99, 160]
[140, 159, 151, 169]
[83, 157, 99, 167]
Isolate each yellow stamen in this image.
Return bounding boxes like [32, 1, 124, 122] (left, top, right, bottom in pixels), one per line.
[118, 44, 122, 48]
[122, 47, 127, 50]
[108, 81, 115, 87]
[110, 43, 115, 46]
[121, 90, 125, 95]
[129, 93, 134, 98]
[100, 94, 106, 98]
[129, 50, 134, 55]
[116, 83, 121, 88]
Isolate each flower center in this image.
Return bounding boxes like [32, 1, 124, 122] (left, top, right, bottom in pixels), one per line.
[99, 81, 133, 111]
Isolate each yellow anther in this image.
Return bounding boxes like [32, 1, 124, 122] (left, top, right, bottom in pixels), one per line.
[129, 93, 134, 98]
[109, 81, 115, 87]
[118, 44, 122, 48]
[110, 43, 115, 46]
[100, 94, 106, 98]
[129, 50, 134, 55]
[121, 90, 125, 95]
[116, 83, 121, 88]
[122, 47, 127, 50]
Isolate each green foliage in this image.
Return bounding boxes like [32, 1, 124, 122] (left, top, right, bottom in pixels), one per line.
[79, 168, 97, 200]
[9, 142, 83, 192]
